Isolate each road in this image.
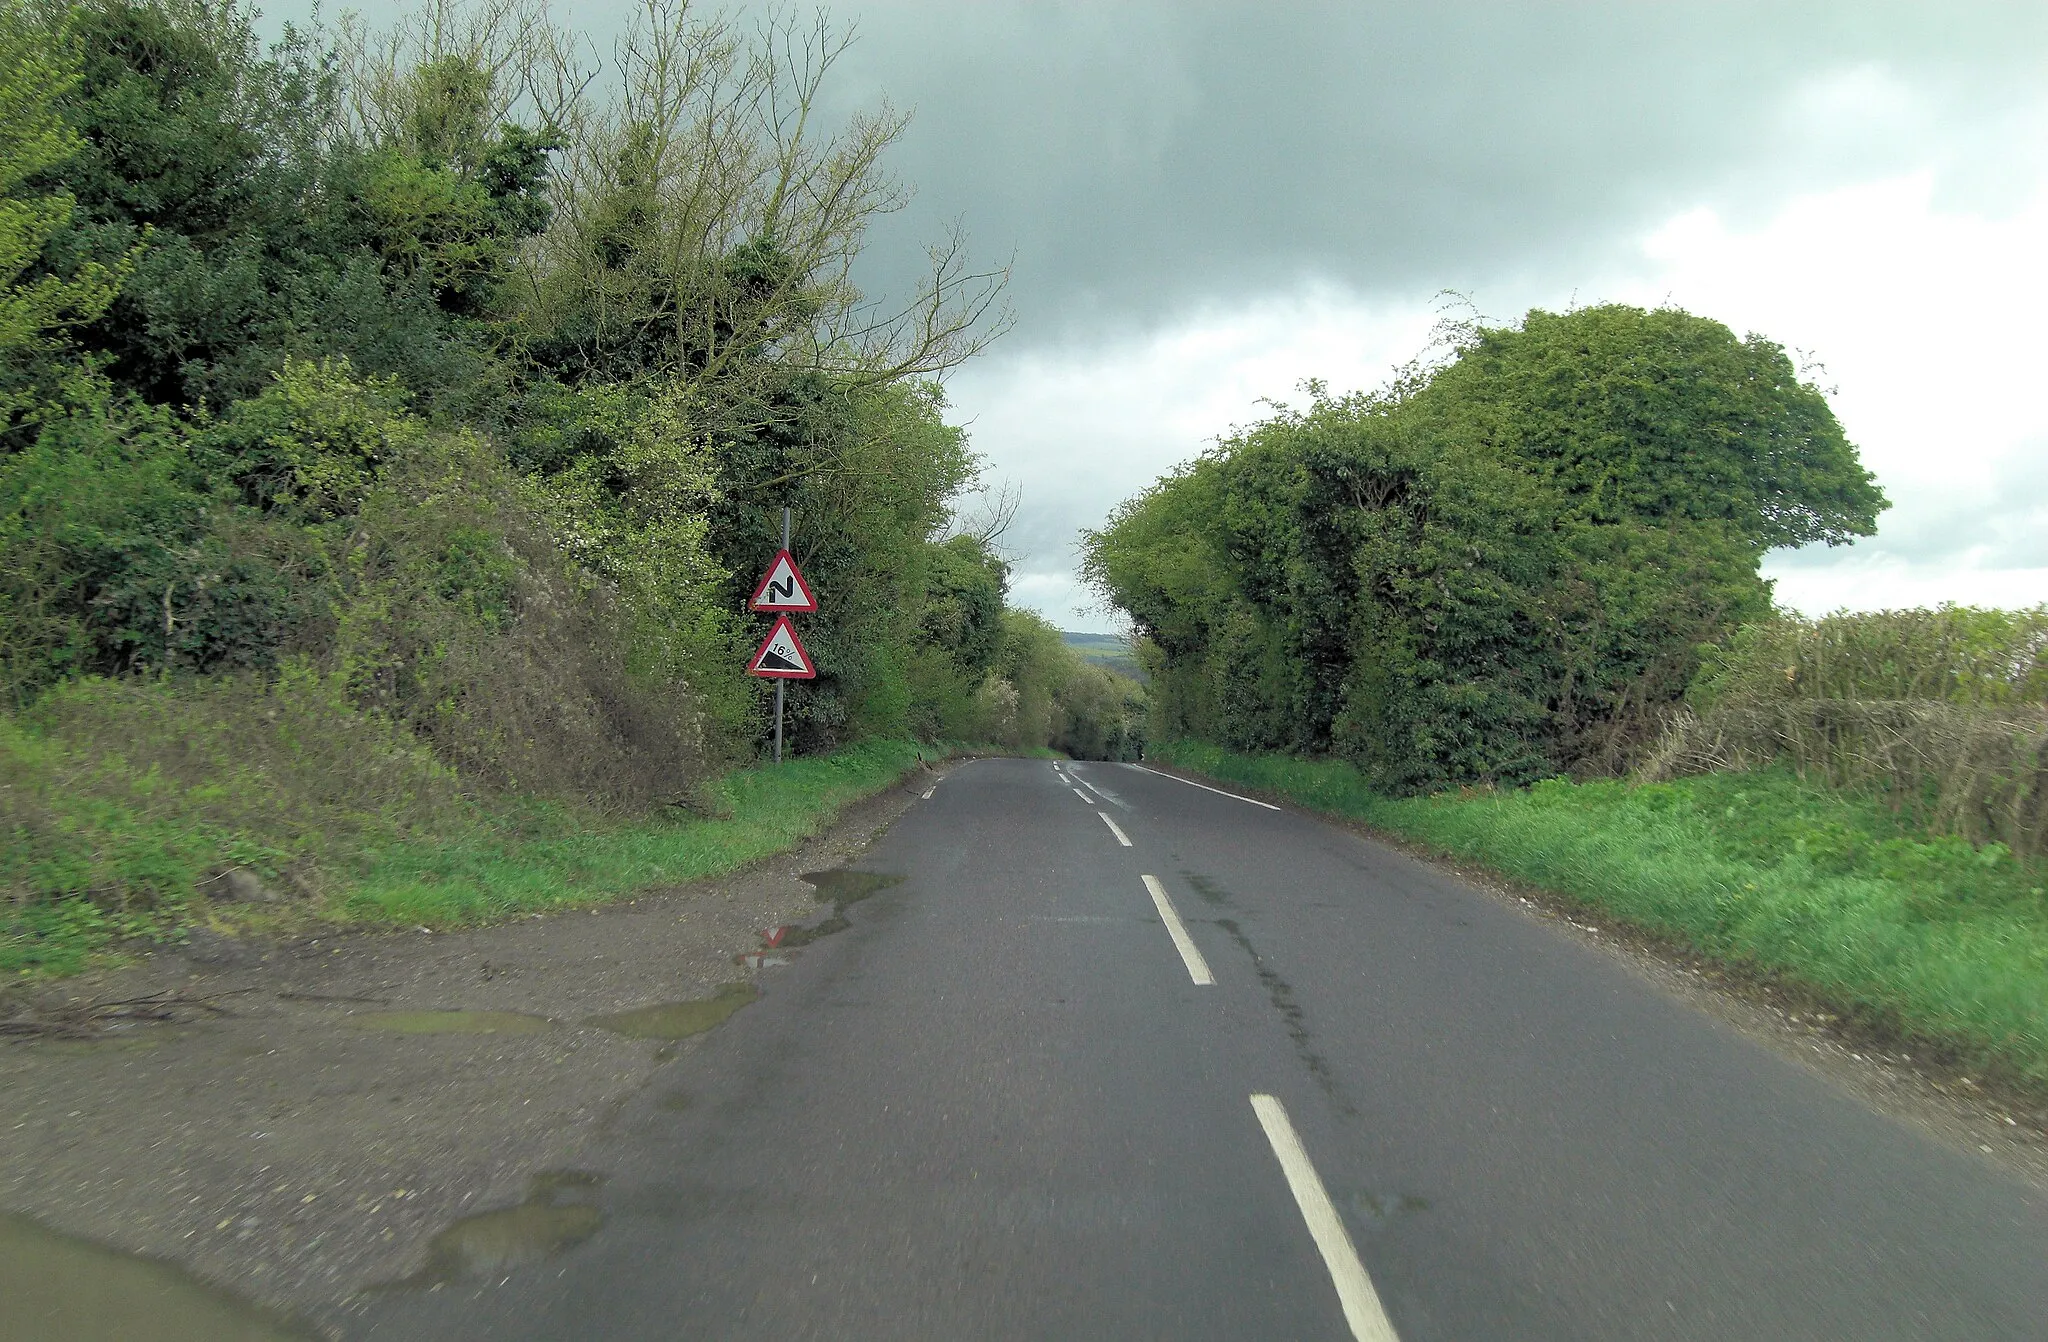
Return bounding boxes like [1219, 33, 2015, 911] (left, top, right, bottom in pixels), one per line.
[353, 757, 2048, 1340]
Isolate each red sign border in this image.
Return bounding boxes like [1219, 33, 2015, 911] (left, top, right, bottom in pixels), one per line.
[748, 550, 818, 612]
[746, 614, 818, 679]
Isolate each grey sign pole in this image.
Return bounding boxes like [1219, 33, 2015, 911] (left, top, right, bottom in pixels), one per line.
[773, 506, 790, 765]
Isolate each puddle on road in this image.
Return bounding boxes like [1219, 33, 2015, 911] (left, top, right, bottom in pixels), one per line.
[776, 916, 846, 949]
[775, 870, 904, 948]
[583, 983, 759, 1040]
[345, 1009, 552, 1035]
[0, 1212, 314, 1340]
[801, 869, 904, 908]
[405, 1171, 605, 1285]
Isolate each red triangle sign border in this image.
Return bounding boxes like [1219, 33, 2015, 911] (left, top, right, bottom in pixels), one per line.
[747, 614, 817, 679]
[749, 549, 818, 612]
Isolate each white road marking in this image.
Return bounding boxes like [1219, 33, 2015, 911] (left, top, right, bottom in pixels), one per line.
[1067, 770, 1132, 811]
[1071, 787, 1093, 803]
[1140, 875, 1214, 985]
[1097, 812, 1132, 846]
[1127, 764, 1282, 811]
[921, 787, 935, 800]
[1248, 1094, 1400, 1342]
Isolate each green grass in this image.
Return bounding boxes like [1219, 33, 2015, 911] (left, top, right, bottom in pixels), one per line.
[1152, 739, 2048, 1089]
[3, 735, 952, 978]
[342, 739, 930, 925]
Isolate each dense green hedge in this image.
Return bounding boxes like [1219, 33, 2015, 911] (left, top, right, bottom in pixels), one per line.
[1088, 305, 1886, 791]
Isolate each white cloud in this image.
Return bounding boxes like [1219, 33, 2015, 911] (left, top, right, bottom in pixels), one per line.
[1616, 172, 2048, 610]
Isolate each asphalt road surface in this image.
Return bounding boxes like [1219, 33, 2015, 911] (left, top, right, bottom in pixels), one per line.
[353, 757, 2048, 1340]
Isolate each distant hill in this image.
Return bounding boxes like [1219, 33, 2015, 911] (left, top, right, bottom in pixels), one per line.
[1062, 632, 1146, 682]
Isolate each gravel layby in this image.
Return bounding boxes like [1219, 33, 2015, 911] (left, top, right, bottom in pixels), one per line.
[0, 762, 946, 1336]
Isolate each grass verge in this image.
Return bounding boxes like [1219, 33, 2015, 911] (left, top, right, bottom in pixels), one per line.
[1151, 739, 2048, 1093]
[4, 732, 955, 979]
[342, 739, 933, 926]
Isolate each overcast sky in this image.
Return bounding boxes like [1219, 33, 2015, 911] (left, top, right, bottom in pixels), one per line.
[297, 1, 2048, 631]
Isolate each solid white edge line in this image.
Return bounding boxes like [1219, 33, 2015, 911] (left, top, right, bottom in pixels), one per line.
[1097, 811, 1132, 847]
[1248, 1094, 1400, 1342]
[1140, 875, 1214, 985]
[1128, 763, 1282, 811]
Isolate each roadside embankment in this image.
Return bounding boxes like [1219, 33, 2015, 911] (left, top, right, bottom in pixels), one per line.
[1151, 739, 2048, 1099]
[3, 687, 963, 980]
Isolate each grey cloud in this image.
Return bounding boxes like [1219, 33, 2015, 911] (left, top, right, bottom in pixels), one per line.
[281, 1, 2048, 340]
[809, 1, 2048, 339]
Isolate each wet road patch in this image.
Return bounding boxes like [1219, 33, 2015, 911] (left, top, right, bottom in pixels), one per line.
[778, 870, 904, 947]
[403, 1172, 605, 1285]
[345, 1010, 552, 1035]
[583, 983, 759, 1039]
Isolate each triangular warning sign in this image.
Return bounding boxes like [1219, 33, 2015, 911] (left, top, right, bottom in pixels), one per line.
[749, 550, 817, 612]
[747, 615, 817, 679]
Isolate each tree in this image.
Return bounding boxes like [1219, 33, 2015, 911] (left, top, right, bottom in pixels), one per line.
[1085, 304, 1887, 790]
[511, 2, 1009, 407]
[1409, 304, 1885, 552]
[0, 4, 125, 413]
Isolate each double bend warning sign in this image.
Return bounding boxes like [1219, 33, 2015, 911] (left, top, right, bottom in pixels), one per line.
[749, 551, 817, 612]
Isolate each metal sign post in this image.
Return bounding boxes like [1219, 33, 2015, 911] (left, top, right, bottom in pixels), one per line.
[774, 507, 789, 764]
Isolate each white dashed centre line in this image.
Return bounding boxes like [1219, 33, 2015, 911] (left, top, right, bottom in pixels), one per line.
[1140, 875, 1213, 985]
[1071, 788, 1092, 803]
[1249, 1094, 1400, 1342]
[1097, 812, 1132, 846]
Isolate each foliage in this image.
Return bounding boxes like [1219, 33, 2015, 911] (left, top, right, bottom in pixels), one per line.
[0, 668, 469, 972]
[1690, 604, 2048, 710]
[0, 0, 1041, 977]
[0, 7, 126, 409]
[23, 0, 537, 413]
[1151, 739, 2048, 1090]
[342, 738, 933, 927]
[1085, 304, 1886, 791]
[1646, 606, 2048, 857]
[970, 610, 1146, 760]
